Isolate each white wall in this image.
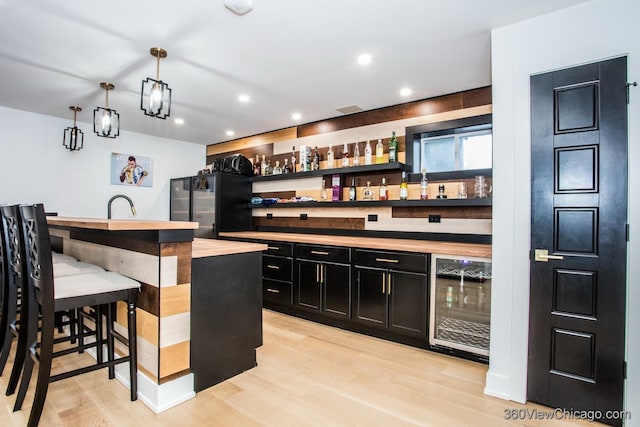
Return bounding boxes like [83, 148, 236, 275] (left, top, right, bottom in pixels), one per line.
[489, 0, 639, 422]
[0, 106, 205, 219]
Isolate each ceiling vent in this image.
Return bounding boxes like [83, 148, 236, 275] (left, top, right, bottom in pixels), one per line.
[224, 0, 253, 15]
[336, 105, 363, 114]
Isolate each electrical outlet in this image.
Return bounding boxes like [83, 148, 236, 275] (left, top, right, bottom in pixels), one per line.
[266, 213, 273, 219]
[428, 214, 441, 223]
[300, 213, 308, 220]
[367, 214, 378, 222]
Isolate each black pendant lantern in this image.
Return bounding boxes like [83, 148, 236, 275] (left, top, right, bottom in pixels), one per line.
[94, 82, 120, 138]
[140, 47, 171, 119]
[63, 106, 84, 151]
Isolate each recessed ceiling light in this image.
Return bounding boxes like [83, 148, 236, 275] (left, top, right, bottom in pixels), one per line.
[238, 94, 250, 103]
[291, 113, 302, 121]
[225, 130, 235, 137]
[357, 54, 372, 66]
[174, 118, 185, 125]
[400, 87, 413, 97]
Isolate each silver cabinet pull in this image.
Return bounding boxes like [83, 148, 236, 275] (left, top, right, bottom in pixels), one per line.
[376, 257, 399, 264]
[311, 250, 329, 255]
[266, 265, 280, 270]
[266, 288, 280, 294]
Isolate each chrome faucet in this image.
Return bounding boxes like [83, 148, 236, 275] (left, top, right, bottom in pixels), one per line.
[107, 194, 137, 219]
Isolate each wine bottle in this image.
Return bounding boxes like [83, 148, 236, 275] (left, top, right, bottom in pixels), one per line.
[283, 158, 290, 174]
[273, 160, 282, 175]
[375, 139, 384, 164]
[327, 144, 334, 169]
[261, 155, 267, 176]
[399, 171, 408, 200]
[349, 177, 356, 201]
[379, 177, 388, 200]
[388, 131, 398, 163]
[353, 142, 360, 166]
[312, 146, 320, 171]
[254, 154, 261, 176]
[291, 146, 297, 173]
[420, 169, 428, 200]
[364, 140, 372, 165]
[342, 142, 350, 167]
[320, 179, 328, 201]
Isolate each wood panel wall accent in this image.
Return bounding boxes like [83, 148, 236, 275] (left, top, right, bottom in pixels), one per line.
[254, 216, 364, 230]
[297, 86, 491, 137]
[206, 126, 296, 157]
[392, 206, 493, 220]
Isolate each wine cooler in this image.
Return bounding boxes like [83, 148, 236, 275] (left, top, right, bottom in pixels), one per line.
[429, 254, 491, 357]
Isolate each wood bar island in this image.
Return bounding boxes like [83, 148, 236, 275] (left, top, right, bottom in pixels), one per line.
[46, 217, 266, 412]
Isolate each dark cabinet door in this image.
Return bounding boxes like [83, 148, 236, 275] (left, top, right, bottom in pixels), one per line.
[354, 267, 387, 328]
[297, 260, 321, 311]
[323, 263, 351, 319]
[388, 270, 427, 338]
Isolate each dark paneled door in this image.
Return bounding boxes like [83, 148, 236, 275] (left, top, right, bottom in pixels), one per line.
[528, 57, 628, 426]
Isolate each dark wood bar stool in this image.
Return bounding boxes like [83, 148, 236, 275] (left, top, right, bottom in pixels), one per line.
[1, 205, 106, 398]
[15, 204, 140, 427]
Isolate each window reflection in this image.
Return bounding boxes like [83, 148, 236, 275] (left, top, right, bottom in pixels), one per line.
[421, 130, 492, 173]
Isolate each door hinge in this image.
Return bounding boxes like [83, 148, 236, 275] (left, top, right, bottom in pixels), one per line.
[626, 223, 630, 242]
[626, 81, 637, 104]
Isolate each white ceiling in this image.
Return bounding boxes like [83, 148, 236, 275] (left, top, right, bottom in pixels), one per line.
[0, 0, 588, 146]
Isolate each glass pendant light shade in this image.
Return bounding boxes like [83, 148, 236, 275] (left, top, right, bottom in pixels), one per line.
[141, 47, 171, 119]
[94, 82, 120, 138]
[63, 106, 84, 151]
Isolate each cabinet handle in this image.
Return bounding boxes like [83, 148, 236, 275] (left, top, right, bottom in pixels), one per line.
[311, 250, 330, 256]
[267, 246, 280, 251]
[387, 273, 392, 295]
[316, 264, 320, 283]
[266, 288, 280, 294]
[382, 273, 386, 294]
[375, 258, 399, 264]
[266, 265, 280, 270]
[321, 265, 324, 283]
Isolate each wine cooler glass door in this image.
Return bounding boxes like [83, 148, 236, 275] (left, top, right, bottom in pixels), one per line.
[429, 254, 491, 356]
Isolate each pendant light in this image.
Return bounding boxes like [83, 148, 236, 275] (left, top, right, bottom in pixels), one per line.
[63, 106, 84, 151]
[93, 82, 120, 138]
[140, 47, 172, 119]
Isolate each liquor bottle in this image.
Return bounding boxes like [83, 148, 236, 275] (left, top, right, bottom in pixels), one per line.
[254, 154, 261, 176]
[364, 140, 373, 165]
[273, 160, 282, 175]
[312, 146, 320, 171]
[261, 155, 267, 176]
[379, 177, 388, 200]
[353, 142, 360, 166]
[420, 169, 428, 200]
[348, 177, 356, 201]
[327, 144, 334, 169]
[362, 181, 373, 200]
[399, 171, 408, 200]
[291, 146, 297, 173]
[388, 131, 398, 163]
[266, 159, 273, 175]
[375, 139, 384, 164]
[320, 179, 328, 201]
[437, 184, 447, 199]
[283, 158, 291, 174]
[342, 142, 350, 167]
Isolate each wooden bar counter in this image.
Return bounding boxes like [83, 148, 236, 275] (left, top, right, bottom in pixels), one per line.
[47, 217, 266, 413]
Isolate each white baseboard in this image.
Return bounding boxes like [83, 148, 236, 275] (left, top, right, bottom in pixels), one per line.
[484, 371, 512, 401]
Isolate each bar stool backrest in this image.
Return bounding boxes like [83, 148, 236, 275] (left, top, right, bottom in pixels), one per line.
[0, 206, 26, 296]
[18, 204, 54, 306]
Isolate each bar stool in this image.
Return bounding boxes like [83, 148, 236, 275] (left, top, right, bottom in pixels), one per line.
[0, 205, 105, 395]
[15, 204, 140, 427]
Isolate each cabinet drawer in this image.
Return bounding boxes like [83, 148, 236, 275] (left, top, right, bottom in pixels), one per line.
[295, 244, 351, 264]
[262, 241, 293, 257]
[263, 279, 293, 305]
[354, 249, 427, 273]
[262, 255, 293, 281]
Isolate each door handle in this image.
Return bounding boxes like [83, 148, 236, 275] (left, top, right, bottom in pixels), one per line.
[534, 249, 564, 262]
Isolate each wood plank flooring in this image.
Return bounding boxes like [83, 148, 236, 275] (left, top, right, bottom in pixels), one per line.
[0, 310, 601, 426]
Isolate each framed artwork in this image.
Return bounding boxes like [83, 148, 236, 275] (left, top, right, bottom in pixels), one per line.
[111, 153, 153, 187]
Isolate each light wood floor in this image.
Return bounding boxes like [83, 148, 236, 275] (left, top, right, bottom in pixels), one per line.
[0, 310, 601, 426]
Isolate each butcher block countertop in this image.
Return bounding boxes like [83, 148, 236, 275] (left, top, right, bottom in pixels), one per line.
[47, 216, 199, 231]
[219, 231, 492, 258]
[191, 238, 267, 258]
